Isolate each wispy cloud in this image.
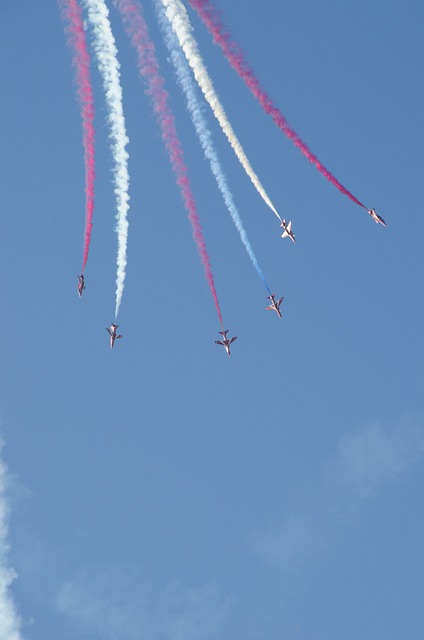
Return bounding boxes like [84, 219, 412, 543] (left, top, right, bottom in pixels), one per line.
[0, 437, 23, 640]
[250, 413, 424, 571]
[57, 566, 230, 640]
[329, 416, 424, 498]
[250, 513, 329, 570]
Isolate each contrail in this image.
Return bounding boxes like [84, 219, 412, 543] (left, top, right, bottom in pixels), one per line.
[0, 438, 23, 640]
[160, 0, 282, 224]
[82, 0, 130, 318]
[59, 0, 96, 273]
[155, 0, 272, 295]
[186, 0, 369, 212]
[114, 0, 224, 326]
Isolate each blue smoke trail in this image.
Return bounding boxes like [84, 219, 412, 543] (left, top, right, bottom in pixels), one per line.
[154, 0, 272, 296]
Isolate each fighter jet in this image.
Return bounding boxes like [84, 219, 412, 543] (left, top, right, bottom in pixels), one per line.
[77, 274, 85, 298]
[280, 219, 296, 242]
[215, 330, 237, 357]
[266, 293, 284, 319]
[106, 323, 123, 349]
[368, 208, 387, 227]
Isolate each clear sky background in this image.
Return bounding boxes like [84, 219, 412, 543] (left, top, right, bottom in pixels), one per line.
[0, 0, 423, 638]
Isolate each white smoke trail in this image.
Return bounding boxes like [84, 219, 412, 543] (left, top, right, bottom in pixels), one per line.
[82, 0, 130, 318]
[155, 1, 271, 291]
[0, 438, 23, 640]
[160, 0, 282, 223]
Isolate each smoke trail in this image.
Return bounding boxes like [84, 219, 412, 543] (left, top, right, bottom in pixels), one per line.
[155, 0, 272, 295]
[160, 0, 282, 223]
[0, 438, 23, 640]
[59, 0, 96, 272]
[113, 0, 224, 326]
[82, 0, 130, 318]
[186, 0, 368, 211]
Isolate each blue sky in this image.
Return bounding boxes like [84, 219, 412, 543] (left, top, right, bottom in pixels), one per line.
[0, 0, 423, 638]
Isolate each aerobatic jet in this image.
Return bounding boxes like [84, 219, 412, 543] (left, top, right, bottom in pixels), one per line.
[368, 208, 387, 227]
[280, 219, 296, 242]
[77, 274, 85, 298]
[266, 294, 284, 319]
[106, 323, 123, 349]
[215, 330, 237, 357]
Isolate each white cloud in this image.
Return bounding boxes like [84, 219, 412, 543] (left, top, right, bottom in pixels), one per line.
[250, 414, 424, 571]
[330, 416, 424, 498]
[57, 566, 230, 640]
[0, 437, 23, 640]
[250, 514, 327, 570]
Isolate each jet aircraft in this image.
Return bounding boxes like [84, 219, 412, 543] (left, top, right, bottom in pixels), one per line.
[266, 294, 284, 319]
[77, 274, 85, 298]
[106, 323, 123, 349]
[215, 330, 237, 357]
[368, 208, 387, 226]
[280, 219, 296, 242]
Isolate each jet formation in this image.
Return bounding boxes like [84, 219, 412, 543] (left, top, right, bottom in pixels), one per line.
[78, 206, 386, 353]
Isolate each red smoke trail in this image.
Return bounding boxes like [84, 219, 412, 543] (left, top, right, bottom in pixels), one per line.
[114, 0, 224, 326]
[59, 0, 95, 271]
[187, 0, 368, 211]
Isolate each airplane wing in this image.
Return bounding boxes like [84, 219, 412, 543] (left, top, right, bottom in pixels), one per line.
[116, 335, 123, 339]
[215, 340, 224, 346]
[265, 305, 273, 311]
[287, 221, 292, 232]
[281, 230, 289, 238]
[229, 337, 237, 344]
[278, 297, 284, 305]
[106, 328, 112, 336]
